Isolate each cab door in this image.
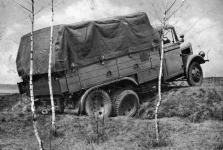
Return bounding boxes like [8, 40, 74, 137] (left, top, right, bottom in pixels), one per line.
[163, 28, 184, 80]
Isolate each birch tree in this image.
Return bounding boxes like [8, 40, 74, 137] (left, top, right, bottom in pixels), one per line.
[48, 0, 56, 135]
[12, 0, 44, 149]
[30, 1, 44, 149]
[30, 3, 44, 150]
[154, 0, 185, 143]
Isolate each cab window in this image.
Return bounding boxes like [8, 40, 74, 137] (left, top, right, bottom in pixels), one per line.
[163, 29, 176, 45]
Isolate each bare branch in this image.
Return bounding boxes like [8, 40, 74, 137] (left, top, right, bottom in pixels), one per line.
[12, 0, 32, 13]
[165, 0, 177, 14]
[34, 0, 63, 16]
[35, 6, 45, 15]
[23, 0, 32, 6]
[165, 1, 186, 21]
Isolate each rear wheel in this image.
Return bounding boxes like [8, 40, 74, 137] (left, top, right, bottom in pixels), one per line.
[187, 62, 203, 86]
[85, 89, 112, 117]
[113, 89, 139, 117]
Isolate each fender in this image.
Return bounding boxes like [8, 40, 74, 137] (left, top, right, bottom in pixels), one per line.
[180, 42, 192, 52]
[185, 55, 205, 78]
[78, 77, 138, 114]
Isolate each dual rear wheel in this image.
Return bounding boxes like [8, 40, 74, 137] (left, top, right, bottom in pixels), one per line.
[84, 89, 139, 117]
[112, 90, 139, 117]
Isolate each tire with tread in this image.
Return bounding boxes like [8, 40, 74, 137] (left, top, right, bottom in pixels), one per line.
[187, 61, 203, 86]
[112, 89, 139, 117]
[111, 90, 122, 116]
[85, 89, 112, 117]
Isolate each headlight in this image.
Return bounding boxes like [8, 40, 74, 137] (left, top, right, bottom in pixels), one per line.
[199, 51, 205, 57]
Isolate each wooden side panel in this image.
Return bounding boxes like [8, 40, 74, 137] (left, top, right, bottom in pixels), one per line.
[138, 50, 160, 84]
[117, 50, 160, 84]
[138, 61, 151, 70]
[59, 72, 82, 93]
[58, 77, 68, 93]
[137, 68, 159, 84]
[60, 50, 161, 93]
[33, 77, 62, 97]
[66, 73, 82, 93]
[79, 59, 118, 89]
[150, 50, 160, 68]
[117, 54, 141, 77]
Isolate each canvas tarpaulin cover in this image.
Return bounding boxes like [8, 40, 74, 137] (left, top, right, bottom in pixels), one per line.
[16, 12, 159, 77]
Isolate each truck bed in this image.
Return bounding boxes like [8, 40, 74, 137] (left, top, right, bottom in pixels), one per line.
[58, 47, 160, 94]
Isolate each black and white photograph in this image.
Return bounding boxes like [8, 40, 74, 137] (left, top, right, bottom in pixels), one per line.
[0, 0, 223, 149]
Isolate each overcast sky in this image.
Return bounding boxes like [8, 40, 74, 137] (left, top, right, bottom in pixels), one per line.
[0, 0, 222, 84]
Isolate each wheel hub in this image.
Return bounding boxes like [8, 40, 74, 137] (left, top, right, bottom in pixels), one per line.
[91, 94, 106, 116]
[192, 67, 201, 82]
[119, 95, 135, 116]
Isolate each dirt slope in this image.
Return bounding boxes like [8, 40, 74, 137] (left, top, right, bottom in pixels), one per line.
[0, 78, 223, 150]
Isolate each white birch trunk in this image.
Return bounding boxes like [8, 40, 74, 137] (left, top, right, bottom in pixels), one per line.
[155, 32, 164, 142]
[30, 0, 43, 149]
[154, 0, 185, 143]
[48, 0, 56, 134]
[155, 10, 166, 142]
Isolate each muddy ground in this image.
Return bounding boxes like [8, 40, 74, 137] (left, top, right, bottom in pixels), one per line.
[0, 77, 223, 150]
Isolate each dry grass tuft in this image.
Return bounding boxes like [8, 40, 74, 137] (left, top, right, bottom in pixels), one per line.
[136, 122, 172, 149]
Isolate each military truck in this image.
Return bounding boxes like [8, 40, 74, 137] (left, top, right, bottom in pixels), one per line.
[16, 12, 207, 117]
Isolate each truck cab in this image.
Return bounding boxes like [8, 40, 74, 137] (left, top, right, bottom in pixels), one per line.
[156, 25, 206, 85]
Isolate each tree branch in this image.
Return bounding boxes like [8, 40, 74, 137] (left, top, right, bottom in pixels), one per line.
[165, 0, 177, 14]
[166, 1, 186, 21]
[12, 0, 32, 13]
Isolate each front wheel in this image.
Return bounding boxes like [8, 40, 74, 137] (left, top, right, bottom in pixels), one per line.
[187, 62, 203, 86]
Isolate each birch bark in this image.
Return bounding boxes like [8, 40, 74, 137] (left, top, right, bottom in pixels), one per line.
[30, 0, 43, 149]
[155, 29, 164, 142]
[154, 0, 185, 142]
[48, 0, 56, 134]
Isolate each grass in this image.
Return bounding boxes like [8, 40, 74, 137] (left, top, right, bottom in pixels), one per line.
[75, 115, 108, 145]
[160, 87, 223, 122]
[136, 122, 171, 149]
[0, 78, 223, 149]
[139, 86, 223, 122]
[1, 114, 223, 150]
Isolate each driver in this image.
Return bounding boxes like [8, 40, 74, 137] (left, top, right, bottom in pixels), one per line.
[163, 37, 171, 44]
